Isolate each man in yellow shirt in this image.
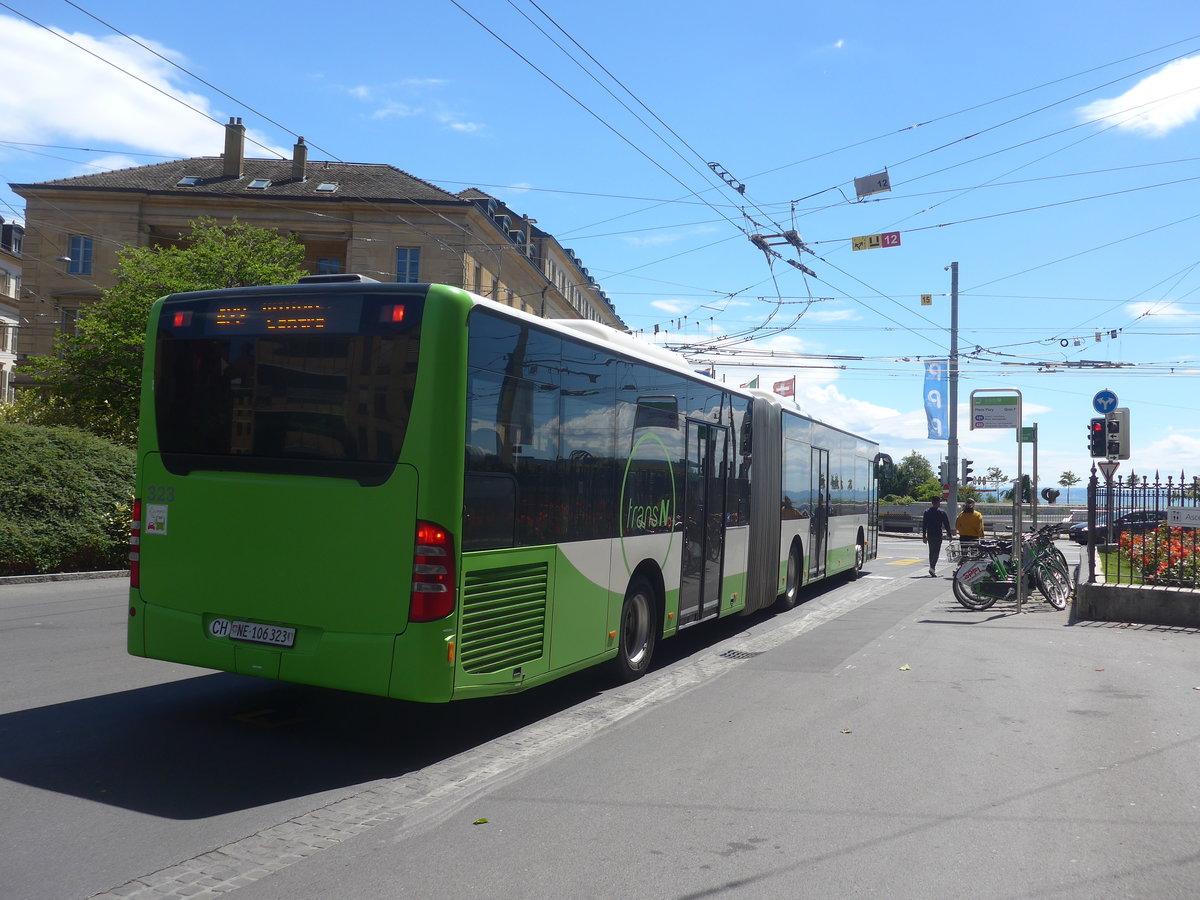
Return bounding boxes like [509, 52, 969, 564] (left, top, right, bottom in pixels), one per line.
[955, 498, 985, 545]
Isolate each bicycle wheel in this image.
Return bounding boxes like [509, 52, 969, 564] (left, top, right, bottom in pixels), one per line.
[1035, 565, 1069, 610]
[952, 562, 998, 610]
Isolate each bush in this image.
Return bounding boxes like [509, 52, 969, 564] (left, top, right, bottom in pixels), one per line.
[0, 424, 134, 575]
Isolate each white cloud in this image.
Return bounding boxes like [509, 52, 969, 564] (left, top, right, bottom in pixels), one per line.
[623, 225, 718, 248]
[347, 77, 484, 135]
[1139, 431, 1200, 472]
[806, 307, 859, 323]
[0, 15, 288, 162]
[370, 101, 421, 120]
[1, 16, 233, 156]
[1125, 300, 1200, 322]
[1078, 55, 1200, 137]
[651, 299, 687, 314]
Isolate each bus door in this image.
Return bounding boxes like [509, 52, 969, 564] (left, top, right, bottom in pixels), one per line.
[809, 447, 830, 580]
[678, 421, 728, 626]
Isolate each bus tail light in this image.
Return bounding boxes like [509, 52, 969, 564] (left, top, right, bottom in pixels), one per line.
[130, 499, 142, 589]
[410, 520, 455, 622]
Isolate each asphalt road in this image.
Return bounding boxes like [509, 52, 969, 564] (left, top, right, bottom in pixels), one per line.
[3, 539, 1199, 900]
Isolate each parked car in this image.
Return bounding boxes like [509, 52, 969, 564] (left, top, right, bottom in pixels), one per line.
[1068, 510, 1167, 545]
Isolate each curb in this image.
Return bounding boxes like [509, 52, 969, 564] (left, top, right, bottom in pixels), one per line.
[0, 570, 128, 587]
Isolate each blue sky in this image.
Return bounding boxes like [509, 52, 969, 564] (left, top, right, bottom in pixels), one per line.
[3, 1, 1200, 495]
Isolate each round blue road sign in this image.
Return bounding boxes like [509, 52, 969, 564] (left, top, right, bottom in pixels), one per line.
[1092, 390, 1118, 414]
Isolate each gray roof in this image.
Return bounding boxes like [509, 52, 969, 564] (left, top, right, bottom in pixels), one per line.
[10, 157, 462, 204]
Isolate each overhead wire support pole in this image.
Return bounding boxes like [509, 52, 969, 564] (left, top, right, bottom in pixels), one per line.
[948, 261, 960, 524]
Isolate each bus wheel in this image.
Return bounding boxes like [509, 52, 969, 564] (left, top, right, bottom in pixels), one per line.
[776, 542, 803, 610]
[850, 537, 866, 580]
[611, 576, 657, 682]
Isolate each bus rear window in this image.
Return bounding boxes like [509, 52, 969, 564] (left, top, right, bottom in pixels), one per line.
[154, 291, 423, 485]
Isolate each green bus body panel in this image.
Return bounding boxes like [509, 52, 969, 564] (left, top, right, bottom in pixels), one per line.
[132, 454, 421, 697]
[453, 544, 619, 698]
[136, 453, 418, 633]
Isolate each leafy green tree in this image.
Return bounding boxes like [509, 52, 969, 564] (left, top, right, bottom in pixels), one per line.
[957, 483, 981, 501]
[1002, 474, 1034, 503]
[20, 218, 306, 444]
[914, 478, 945, 502]
[1058, 470, 1081, 503]
[880, 450, 935, 500]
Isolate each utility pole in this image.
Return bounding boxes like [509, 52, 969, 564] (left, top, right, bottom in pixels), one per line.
[947, 262, 960, 524]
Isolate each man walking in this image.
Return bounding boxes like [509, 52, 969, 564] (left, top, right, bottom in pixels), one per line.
[922, 497, 953, 577]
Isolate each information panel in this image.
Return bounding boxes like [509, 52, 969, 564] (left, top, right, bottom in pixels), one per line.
[971, 395, 1021, 429]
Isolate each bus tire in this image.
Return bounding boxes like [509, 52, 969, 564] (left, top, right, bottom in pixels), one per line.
[849, 533, 866, 580]
[610, 575, 657, 682]
[776, 541, 804, 610]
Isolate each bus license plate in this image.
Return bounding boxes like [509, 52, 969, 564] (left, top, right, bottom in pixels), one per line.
[229, 620, 296, 648]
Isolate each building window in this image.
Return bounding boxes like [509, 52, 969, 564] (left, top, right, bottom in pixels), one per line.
[473, 263, 483, 294]
[396, 248, 420, 283]
[60, 307, 81, 335]
[67, 236, 93, 275]
[316, 258, 342, 275]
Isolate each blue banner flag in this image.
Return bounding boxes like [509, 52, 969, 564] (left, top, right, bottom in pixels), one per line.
[923, 359, 948, 440]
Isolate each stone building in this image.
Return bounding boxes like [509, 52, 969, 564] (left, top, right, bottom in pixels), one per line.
[9, 117, 622, 364]
[0, 216, 22, 402]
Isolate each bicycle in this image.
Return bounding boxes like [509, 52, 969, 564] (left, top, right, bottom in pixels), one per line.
[952, 523, 1070, 611]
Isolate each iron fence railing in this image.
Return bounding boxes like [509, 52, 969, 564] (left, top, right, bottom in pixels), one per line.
[1087, 469, 1200, 588]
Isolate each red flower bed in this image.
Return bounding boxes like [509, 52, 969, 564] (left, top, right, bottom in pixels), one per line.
[1119, 526, 1200, 586]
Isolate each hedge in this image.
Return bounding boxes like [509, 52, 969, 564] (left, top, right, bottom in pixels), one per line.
[0, 424, 134, 576]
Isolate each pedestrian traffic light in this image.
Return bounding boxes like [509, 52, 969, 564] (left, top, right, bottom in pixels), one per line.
[961, 458, 974, 484]
[1106, 407, 1130, 460]
[1089, 417, 1106, 457]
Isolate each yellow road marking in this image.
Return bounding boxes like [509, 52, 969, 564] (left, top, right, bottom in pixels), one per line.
[886, 558, 924, 566]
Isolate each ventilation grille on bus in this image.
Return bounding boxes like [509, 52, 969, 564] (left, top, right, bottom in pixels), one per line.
[459, 562, 548, 675]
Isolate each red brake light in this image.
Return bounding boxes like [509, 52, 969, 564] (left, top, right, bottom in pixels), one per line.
[171, 310, 193, 328]
[381, 304, 406, 324]
[410, 520, 455, 622]
[130, 499, 142, 588]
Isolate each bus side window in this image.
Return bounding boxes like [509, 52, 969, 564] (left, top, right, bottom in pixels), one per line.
[463, 472, 517, 551]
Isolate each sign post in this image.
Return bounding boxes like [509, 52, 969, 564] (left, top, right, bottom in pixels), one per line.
[971, 390, 1026, 610]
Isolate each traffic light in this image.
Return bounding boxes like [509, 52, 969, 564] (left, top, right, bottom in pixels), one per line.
[961, 458, 974, 484]
[1089, 417, 1106, 457]
[938, 460, 949, 485]
[1106, 408, 1130, 460]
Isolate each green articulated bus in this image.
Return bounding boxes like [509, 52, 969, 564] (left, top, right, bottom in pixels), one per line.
[128, 276, 880, 702]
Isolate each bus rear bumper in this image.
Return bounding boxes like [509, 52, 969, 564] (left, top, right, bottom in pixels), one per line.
[133, 602, 420, 699]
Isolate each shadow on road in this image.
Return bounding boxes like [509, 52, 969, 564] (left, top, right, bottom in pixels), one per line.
[0, 573, 856, 820]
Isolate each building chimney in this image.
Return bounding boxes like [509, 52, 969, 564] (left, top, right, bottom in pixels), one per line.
[222, 117, 245, 178]
[292, 136, 308, 181]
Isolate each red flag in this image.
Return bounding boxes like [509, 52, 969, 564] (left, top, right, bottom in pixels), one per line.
[773, 377, 795, 397]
